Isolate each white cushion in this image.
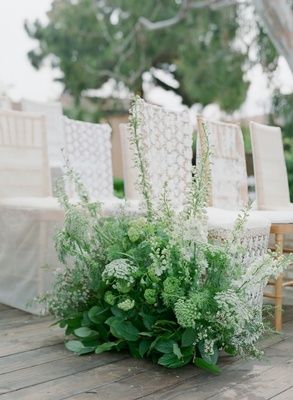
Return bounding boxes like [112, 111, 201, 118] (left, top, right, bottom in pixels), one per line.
[251, 208, 293, 224]
[207, 207, 271, 230]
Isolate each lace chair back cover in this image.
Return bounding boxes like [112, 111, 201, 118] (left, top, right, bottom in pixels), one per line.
[0, 110, 51, 197]
[197, 117, 248, 210]
[64, 117, 114, 200]
[0, 96, 12, 110]
[208, 210, 270, 309]
[250, 121, 290, 210]
[135, 98, 193, 210]
[21, 99, 64, 167]
[120, 123, 140, 201]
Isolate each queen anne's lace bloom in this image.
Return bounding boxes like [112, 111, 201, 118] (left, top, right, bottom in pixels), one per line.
[117, 298, 135, 311]
[102, 259, 138, 283]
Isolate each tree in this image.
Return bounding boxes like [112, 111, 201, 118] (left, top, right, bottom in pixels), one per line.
[25, 0, 250, 111]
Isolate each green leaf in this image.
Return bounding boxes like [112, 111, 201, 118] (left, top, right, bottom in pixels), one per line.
[139, 332, 153, 337]
[74, 327, 98, 338]
[194, 358, 220, 374]
[95, 342, 118, 354]
[108, 319, 139, 342]
[111, 306, 126, 318]
[65, 340, 84, 353]
[158, 353, 192, 368]
[65, 340, 95, 355]
[139, 339, 150, 358]
[173, 343, 183, 359]
[88, 306, 108, 324]
[154, 339, 176, 354]
[139, 312, 156, 330]
[198, 341, 219, 365]
[128, 341, 140, 358]
[181, 328, 197, 347]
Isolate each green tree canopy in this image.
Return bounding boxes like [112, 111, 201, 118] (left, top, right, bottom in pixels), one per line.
[25, 0, 277, 112]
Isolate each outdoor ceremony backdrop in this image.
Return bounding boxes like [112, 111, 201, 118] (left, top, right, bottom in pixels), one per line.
[24, 0, 293, 197]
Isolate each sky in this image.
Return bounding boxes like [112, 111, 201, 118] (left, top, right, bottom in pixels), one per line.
[0, 0, 293, 116]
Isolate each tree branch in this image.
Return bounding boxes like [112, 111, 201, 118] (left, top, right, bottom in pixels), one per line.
[138, 0, 237, 31]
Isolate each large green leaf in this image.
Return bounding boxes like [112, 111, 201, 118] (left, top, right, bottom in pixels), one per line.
[181, 328, 197, 347]
[194, 358, 220, 374]
[198, 341, 219, 365]
[74, 327, 98, 338]
[158, 352, 192, 368]
[88, 306, 108, 324]
[173, 343, 183, 359]
[65, 340, 95, 355]
[107, 318, 139, 342]
[95, 341, 119, 354]
[139, 339, 150, 358]
[154, 339, 176, 354]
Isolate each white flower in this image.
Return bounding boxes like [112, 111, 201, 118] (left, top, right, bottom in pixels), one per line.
[102, 259, 138, 283]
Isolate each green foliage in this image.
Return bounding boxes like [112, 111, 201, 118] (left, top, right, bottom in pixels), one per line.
[43, 96, 292, 373]
[25, 0, 253, 111]
[113, 178, 124, 199]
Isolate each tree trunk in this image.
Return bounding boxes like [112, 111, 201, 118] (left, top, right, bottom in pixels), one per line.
[253, 0, 293, 73]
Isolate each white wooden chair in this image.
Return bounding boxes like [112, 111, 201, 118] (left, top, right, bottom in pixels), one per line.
[250, 121, 293, 331]
[63, 116, 124, 214]
[197, 117, 271, 312]
[0, 96, 12, 110]
[21, 99, 64, 190]
[0, 110, 62, 314]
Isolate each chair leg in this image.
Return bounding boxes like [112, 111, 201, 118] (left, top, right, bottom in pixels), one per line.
[275, 233, 284, 332]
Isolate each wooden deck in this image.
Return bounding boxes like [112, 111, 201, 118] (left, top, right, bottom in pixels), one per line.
[1, 304, 293, 400]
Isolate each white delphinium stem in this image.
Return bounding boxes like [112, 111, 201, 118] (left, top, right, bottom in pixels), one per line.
[129, 95, 153, 221]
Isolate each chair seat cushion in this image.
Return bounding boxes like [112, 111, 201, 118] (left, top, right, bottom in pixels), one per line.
[207, 207, 271, 231]
[0, 196, 125, 217]
[251, 208, 293, 224]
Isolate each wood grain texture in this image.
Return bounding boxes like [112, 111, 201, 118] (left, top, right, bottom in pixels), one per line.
[1, 305, 293, 400]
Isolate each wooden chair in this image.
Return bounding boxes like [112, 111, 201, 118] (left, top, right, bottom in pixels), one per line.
[21, 99, 64, 168]
[196, 117, 271, 316]
[0, 96, 12, 110]
[250, 121, 293, 331]
[0, 110, 62, 314]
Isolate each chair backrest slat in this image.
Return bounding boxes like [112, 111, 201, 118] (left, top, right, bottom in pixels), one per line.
[21, 99, 64, 166]
[63, 117, 114, 200]
[197, 117, 248, 210]
[0, 110, 51, 197]
[250, 121, 290, 210]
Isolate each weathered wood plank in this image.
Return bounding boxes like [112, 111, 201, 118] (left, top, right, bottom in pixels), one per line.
[138, 342, 293, 400]
[0, 344, 72, 375]
[0, 304, 10, 312]
[0, 353, 127, 395]
[0, 358, 146, 400]
[272, 386, 293, 400]
[67, 364, 201, 400]
[0, 327, 63, 358]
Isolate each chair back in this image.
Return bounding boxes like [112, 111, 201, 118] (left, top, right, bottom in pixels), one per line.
[197, 117, 248, 210]
[119, 123, 140, 201]
[125, 98, 193, 210]
[63, 117, 114, 200]
[0, 110, 51, 197]
[250, 121, 290, 210]
[0, 96, 12, 110]
[21, 99, 64, 166]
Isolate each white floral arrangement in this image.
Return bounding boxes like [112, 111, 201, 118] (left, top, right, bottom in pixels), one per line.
[44, 96, 292, 373]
